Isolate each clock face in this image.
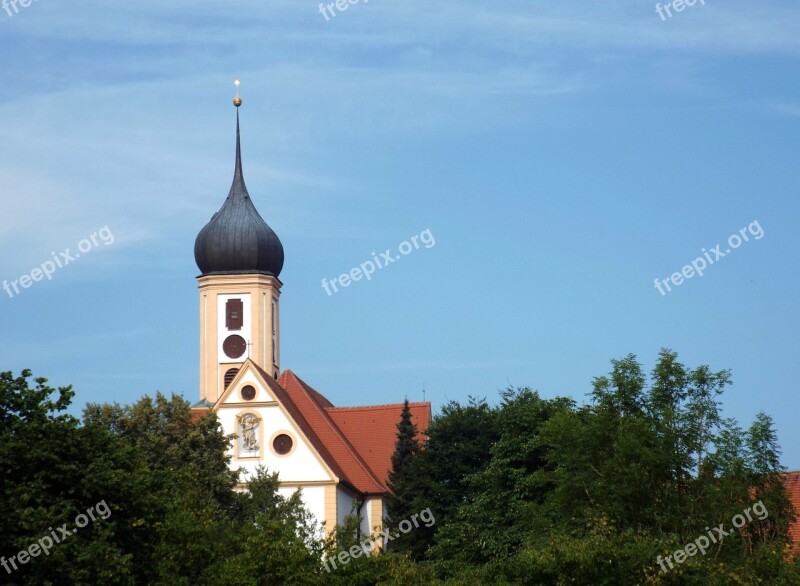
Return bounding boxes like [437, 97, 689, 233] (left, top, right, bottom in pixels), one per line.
[223, 335, 247, 359]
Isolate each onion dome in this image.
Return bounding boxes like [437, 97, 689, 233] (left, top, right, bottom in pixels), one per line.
[194, 103, 284, 277]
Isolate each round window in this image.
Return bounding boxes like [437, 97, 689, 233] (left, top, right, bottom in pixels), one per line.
[241, 385, 256, 401]
[273, 434, 293, 455]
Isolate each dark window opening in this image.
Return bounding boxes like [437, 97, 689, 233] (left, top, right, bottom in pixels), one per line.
[224, 368, 239, 389]
[241, 385, 256, 401]
[273, 434, 293, 455]
[226, 299, 243, 330]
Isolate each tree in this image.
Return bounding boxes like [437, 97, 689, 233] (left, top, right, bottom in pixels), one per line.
[385, 399, 422, 552]
[398, 397, 500, 559]
[83, 393, 240, 584]
[204, 468, 324, 586]
[5, 358, 799, 585]
[431, 388, 573, 565]
[0, 370, 135, 584]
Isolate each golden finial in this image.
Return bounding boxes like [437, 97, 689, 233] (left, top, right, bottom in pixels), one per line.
[233, 79, 242, 107]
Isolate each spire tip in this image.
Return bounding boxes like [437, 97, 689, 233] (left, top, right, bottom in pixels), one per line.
[233, 79, 242, 107]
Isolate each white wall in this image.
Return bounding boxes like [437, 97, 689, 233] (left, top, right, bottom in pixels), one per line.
[215, 367, 368, 537]
[216, 368, 333, 485]
[278, 485, 326, 530]
[337, 486, 357, 525]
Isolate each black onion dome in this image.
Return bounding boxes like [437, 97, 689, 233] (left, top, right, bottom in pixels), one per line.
[194, 111, 284, 277]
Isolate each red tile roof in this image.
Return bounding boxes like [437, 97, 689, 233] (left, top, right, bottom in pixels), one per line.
[189, 408, 209, 423]
[253, 365, 356, 491]
[327, 403, 431, 491]
[275, 369, 396, 495]
[784, 471, 800, 551]
[207, 362, 432, 496]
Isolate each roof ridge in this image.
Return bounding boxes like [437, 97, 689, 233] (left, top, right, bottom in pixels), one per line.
[285, 371, 387, 493]
[327, 402, 431, 411]
[252, 363, 287, 394]
[252, 364, 351, 485]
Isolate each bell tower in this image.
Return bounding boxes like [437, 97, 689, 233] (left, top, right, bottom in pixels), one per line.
[194, 82, 285, 403]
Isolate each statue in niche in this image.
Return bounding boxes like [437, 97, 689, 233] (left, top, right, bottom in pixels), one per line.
[239, 414, 260, 456]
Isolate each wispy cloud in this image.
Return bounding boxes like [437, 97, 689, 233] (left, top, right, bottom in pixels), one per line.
[1, 0, 798, 273]
[770, 101, 800, 117]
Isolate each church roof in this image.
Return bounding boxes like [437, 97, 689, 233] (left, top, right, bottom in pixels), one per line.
[241, 367, 432, 495]
[193, 110, 284, 277]
[327, 403, 431, 490]
[193, 359, 433, 496]
[275, 369, 386, 494]
[784, 470, 800, 551]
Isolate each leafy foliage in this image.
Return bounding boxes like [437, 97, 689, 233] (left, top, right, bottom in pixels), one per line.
[2, 349, 798, 585]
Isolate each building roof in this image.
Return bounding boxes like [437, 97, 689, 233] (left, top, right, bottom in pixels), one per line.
[784, 471, 800, 550]
[271, 367, 433, 496]
[275, 369, 389, 494]
[197, 361, 432, 496]
[193, 110, 284, 277]
[327, 403, 431, 489]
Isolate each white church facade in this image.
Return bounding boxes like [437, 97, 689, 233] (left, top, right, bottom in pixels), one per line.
[189, 93, 430, 542]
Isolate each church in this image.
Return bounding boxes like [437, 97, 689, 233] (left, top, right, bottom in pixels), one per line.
[189, 90, 431, 543]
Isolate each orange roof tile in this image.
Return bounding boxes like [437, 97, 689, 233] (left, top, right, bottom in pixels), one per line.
[274, 369, 388, 495]
[189, 407, 210, 424]
[220, 363, 432, 496]
[784, 471, 800, 551]
[327, 402, 431, 490]
[248, 365, 352, 489]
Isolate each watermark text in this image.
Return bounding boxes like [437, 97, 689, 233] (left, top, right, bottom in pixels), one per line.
[654, 220, 763, 296]
[322, 507, 435, 573]
[3, 226, 115, 300]
[3, 0, 40, 18]
[321, 228, 435, 296]
[1, 500, 112, 575]
[656, 500, 768, 573]
[656, 0, 706, 22]
[318, 0, 370, 21]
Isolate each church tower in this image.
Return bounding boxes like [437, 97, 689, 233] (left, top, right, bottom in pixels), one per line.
[194, 85, 284, 403]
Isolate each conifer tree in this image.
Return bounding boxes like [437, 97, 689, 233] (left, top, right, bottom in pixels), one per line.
[384, 399, 421, 551]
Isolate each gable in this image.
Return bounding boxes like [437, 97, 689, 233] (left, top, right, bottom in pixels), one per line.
[276, 369, 387, 495]
[208, 362, 431, 497]
[216, 362, 278, 406]
[213, 361, 334, 483]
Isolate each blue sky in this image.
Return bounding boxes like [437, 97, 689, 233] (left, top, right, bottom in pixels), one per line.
[1, 1, 799, 465]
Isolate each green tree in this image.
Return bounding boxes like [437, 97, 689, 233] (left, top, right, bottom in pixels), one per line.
[385, 399, 421, 552]
[0, 370, 135, 584]
[400, 397, 499, 559]
[431, 389, 573, 565]
[204, 468, 324, 586]
[533, 351, 796, 584]
[83, 393, 240, 584]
